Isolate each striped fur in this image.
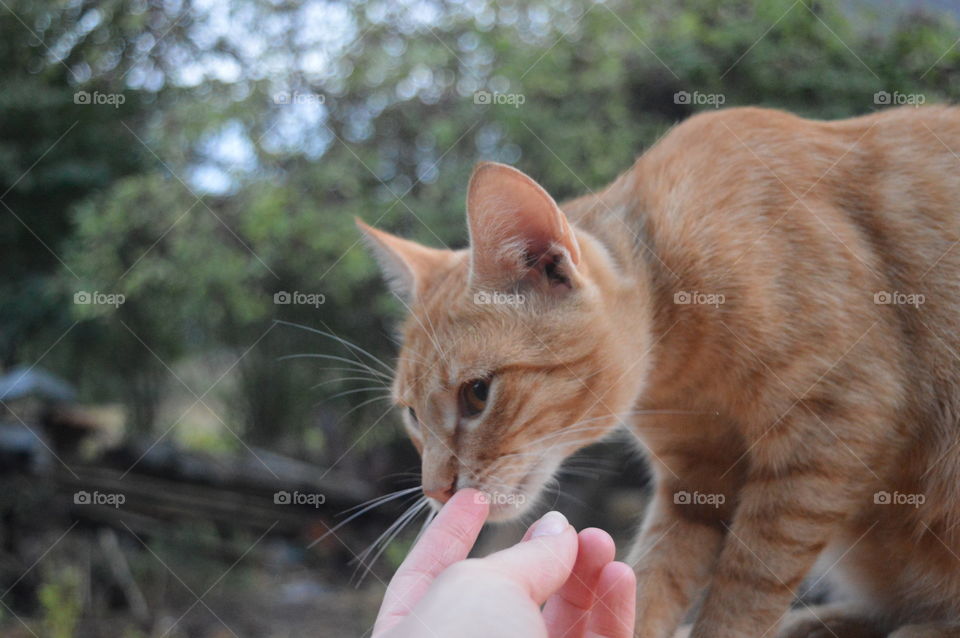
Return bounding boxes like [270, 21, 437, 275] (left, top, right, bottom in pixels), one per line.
[360, 106, 960, 637]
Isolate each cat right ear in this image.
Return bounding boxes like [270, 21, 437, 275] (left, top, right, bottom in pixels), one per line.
[356, 218, 454, 302]
[466, 162, 581, 291]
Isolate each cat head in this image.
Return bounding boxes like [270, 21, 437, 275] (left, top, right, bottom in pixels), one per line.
[358, 162, 650, 520]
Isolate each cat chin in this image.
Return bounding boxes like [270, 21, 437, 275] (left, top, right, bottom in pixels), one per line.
[466, 484, 539, 522]
[485, 496, 537, 522]
[482, 462, 559, 522]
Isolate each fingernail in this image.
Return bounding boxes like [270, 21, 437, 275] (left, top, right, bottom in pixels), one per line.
[531, 511, 568, 538]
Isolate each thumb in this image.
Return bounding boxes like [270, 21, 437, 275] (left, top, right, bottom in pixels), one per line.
[481, 511, 578, 604]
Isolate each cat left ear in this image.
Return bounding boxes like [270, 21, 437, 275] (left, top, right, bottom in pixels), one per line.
[356, 218, 455, 302]
[466, 162, 580, 290]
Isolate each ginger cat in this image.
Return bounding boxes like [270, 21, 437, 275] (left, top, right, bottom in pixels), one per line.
[357, 105, 960, 638]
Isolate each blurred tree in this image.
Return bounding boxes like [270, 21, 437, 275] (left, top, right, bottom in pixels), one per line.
[8, 0, 960, 451]
[2, 1, 958, 632]
[0, 0, 150, 368]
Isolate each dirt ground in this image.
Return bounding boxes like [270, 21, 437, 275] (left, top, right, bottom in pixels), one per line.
[1, 571, 385, 638]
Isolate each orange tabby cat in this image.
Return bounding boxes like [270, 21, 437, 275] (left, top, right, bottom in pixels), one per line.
[357, 105, 960, 638]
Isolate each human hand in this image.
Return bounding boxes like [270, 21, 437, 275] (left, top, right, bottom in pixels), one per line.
[372, 488, 636, 638]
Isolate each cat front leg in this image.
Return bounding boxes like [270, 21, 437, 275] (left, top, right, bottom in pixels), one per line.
[628, 479, 726, 638]
[687, 431, 872, 638]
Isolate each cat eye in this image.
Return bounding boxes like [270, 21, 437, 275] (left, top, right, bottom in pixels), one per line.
[407, 406, 418, 424]
[459, 378, 490, 418]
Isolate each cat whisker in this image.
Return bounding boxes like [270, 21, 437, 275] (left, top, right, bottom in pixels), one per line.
[380, 331, 428, 367]
[499, 436, 620, 472]
[511, 408, 711, 452]
[383, 331, 404, 349]
[395, 350, 429, 365]
[557, 467, 605, 479]
[509, 426, 613, 452]
[311, 368, 394, 391]
[339, 486, 423, 517]
[324, 387, 393, 402]
[316, 366, 392, 379]
[334, 395, 395, 424]
[542, 476, 591, 509]
[275, 320, 395, 374]
[508, 425, 616, 454]
[508, 413, 631, 448]
[414, 301, 447, 361]
[350, 495, 423, 578]
[561, 457, 617, 475]
[318, 392, 392, 409]
[279, 353, 392, 381]
[353, 498, 430, 586]
[312, 376, 388, 390]
[308, 486, 422, 548]
[391, 292, 448, 363]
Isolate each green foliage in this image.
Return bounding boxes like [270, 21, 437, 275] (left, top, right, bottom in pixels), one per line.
[3, 0, 959, 452]
[0, 0, 152, 369]
[38, 565, 82, 638]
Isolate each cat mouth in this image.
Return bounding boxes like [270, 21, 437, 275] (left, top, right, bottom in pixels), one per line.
[480, 466, 541, 522]
[421, 464, 547, 521]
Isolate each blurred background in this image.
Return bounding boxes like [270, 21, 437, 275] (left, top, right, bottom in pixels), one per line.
[1, 0, 959, 635]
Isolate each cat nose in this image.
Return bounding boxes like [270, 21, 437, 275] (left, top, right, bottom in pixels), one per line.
[423, 477, 457, 504]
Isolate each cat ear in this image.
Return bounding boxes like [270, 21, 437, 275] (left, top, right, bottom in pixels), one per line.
[356, 218, 454, 302]
[466, 162, 580, 290]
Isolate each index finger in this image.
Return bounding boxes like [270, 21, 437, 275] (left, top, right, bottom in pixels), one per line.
[372, 489, 488, 637]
